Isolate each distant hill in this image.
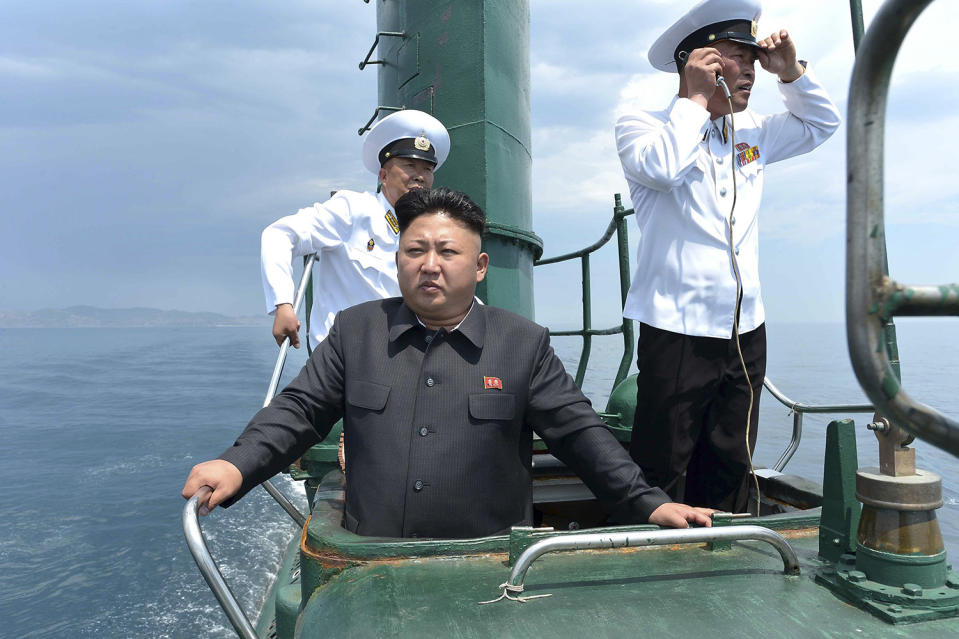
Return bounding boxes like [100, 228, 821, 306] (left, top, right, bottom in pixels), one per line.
[0, 306, 269, 328]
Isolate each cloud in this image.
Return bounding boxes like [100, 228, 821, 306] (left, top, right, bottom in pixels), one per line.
[0, 55, 56, 77]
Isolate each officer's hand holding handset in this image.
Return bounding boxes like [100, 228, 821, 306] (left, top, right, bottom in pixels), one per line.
[681, 47, 724, 109]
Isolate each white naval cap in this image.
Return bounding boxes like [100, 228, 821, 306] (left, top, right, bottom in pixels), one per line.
[361, 109, 451, 175]
[648, 0, 762, 73]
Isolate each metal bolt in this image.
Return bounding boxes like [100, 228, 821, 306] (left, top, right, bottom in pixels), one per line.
[902, 583, 923, 596]
[848, 570, 867, 583]
[832, 537, 841, 546]
[867, 421, 888, 433]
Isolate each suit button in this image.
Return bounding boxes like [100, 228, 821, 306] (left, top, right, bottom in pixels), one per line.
[731, 216, 736, 225]
[424, 334, 432, 343]
[719, 187, 727, 197]
[716, 156, 724, 165]
[413, 480, 424, 491]
[419, 427, 429, 437]
[426, 377, 435, 387]
[735, 248, 740, 256]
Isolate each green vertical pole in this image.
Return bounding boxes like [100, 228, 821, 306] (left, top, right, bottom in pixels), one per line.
[613, 194, 634, 388]
[574, 254, 591, 388]
[849, 0, 865, 52]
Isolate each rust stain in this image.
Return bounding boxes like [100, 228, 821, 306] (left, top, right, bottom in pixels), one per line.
[776, 527, 818, 539]
[437, 33, 449, 46]
[300, 521, 354, 569]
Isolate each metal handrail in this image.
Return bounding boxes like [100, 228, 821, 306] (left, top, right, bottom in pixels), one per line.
[535, 194, 636, 388]
[358, 31, 405, 70]
[762, 377, 874, 472]
[505, 525, 800, 593]
[184, 255, 316, 633]
[183, 487, 257, 639]
[357, 105, 404, 136]
[260, 254, 317, 529]
[846, 0, 959, 458]
[541, 193, 876, 470]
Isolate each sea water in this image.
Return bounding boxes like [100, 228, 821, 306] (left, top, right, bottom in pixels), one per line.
[0, 320, 957, 637]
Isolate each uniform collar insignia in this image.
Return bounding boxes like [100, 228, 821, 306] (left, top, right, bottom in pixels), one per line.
[385, 209, 400, 235]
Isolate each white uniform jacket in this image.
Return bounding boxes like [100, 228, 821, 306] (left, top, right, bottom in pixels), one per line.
[615, 67, 840, 338]
[261, 190, 401, 348]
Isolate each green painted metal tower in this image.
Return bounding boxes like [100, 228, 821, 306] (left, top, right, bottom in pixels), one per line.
[369, 0, 542, 319]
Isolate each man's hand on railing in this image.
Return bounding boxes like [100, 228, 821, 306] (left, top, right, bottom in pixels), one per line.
[272, 303, 301, 348]
[648, 503, 715, 528]
[182, 460, 243, 515]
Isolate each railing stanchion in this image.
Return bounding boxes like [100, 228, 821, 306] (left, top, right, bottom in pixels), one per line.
[183, 487, 258, 639]
[260, 254, 317, 528]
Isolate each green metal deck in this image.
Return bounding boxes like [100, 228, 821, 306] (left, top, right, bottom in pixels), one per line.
[296, 531, 957, 638]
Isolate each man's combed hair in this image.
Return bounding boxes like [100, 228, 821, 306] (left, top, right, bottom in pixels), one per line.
[395, 187, 486, 236]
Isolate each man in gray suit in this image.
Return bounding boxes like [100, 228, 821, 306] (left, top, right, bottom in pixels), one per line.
[183, 188, 712, 537]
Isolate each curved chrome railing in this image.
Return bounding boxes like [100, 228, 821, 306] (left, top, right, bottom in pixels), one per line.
[183, 487, 257, 639]
[183, 256, 316, 635]
[260, 254, 317, 529]
[847, 0, 959, 458]
[763, 377, 874, 472]
[506, 525, 800, 593]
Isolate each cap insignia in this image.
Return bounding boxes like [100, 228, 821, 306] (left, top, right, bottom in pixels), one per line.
[414, 132, 431, 151]
[751, 15, 759, 37]
[367, 238, 375, 251]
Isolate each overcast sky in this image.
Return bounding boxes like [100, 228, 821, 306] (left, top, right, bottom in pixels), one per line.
[3, 0, 957, 329]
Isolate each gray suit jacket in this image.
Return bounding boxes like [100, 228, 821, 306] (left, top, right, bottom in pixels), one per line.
[220, 298, 668, 538]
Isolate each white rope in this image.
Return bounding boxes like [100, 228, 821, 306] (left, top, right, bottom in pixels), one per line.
[478, 582, 553, 605]
[723, 93, 762, 517]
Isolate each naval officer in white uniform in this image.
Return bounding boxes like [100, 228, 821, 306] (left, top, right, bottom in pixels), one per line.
[261, 110, 451, 351]
[615, 0, 840, 511]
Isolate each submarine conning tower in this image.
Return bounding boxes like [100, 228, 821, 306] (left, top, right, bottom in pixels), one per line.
[366, 0, 542, 319]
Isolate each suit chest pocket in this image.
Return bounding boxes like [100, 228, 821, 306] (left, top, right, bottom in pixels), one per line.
[347, 380, 391, 412]
[468, 393, 515, 422]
